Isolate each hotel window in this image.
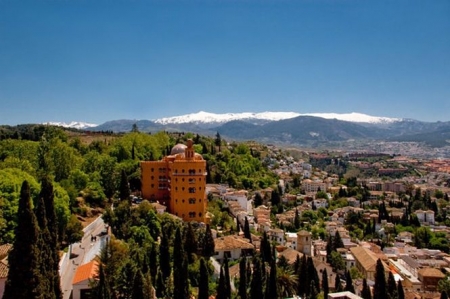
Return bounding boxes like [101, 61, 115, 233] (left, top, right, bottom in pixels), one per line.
[151, 168, 154, 172]
[189, 198, 196, 204]
[189, 178, 195, 184]
[189, 187, 196, 193]
[199, 212, 202, 217]
[189, 212, 196, 218]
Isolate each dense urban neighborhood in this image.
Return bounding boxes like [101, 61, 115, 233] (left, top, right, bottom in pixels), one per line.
[1, 125, 450, 299]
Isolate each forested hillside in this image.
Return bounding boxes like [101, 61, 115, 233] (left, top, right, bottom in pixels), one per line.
[0, 125, 276, 245]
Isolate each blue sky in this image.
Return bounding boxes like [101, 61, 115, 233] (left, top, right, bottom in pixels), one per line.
[1, 0, 449, 125]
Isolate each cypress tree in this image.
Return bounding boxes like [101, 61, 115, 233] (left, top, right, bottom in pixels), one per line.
[173, 226, 189, 299]
[322, 268, 329, 299]
[119, 169, 130, 201]
[335, 273, 343, 292]
[297, 254, 308, 297]
[326, 235, 333, 263]
[217, 266, 226, 299]
[202, 224, 215, 258]
[35, 195, 54, 299]
[250, 256, 264, 299]
[224, 255, 231, 299]
[244, 217, 251, 240]
[131, 270, 145, 299]
[185, 222, 197, 262]
[334, 231, 344, 250]
[293, 254, 301, 274]
[198, 258, 210, 299]
[93, 263, 111, 299]
[441, 291, 449, 299]
[361, 278, 372, 299]
[373, 259, 387, 299]
[307, 257, 320, 293]
[261, 231, 272, 264]
[397, 280, 405, 299]
[3, 181, 43, 299]
[40, 178, 62, 299]
[148, 243, 158, 286]
[345, 270, 355, 293]
[310, 280, 318, 299]
[155, 269, 165, 299]
[267, 260, 278, 299]
[239, 257, 248, 299]
[387, 271, 397, 299]
[159, 231, 171, 281]
[294, 209, 300, 229]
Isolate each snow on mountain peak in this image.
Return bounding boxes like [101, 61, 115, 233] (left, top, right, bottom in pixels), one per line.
[43, 121, 98, 129]
[154, 111, 401, 125]
[302, 112, 402, 124]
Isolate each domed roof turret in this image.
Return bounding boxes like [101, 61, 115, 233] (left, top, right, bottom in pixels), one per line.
[171, 144, 187, 155]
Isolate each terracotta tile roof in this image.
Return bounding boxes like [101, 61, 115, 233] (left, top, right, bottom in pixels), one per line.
[0, 244, 12, 260]
[418, 267, 445, 279]
[0, 260, 8, 278]
[350, 246, 387, 272]
[72, 260, 98, 285]
[278, 248, 303, 264]
[214, 236, 254, 251]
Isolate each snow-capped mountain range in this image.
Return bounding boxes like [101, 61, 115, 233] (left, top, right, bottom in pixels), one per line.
[45, 111, 403, 130]
[43, 121, 98, 130]
[153, 111, 402, 125]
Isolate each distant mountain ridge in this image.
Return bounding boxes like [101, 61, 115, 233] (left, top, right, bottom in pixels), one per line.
[153, 111, 402, 125]
[42, 111, 450, 149]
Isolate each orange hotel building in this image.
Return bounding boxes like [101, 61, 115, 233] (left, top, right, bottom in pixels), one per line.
[140, 140, 209, 223]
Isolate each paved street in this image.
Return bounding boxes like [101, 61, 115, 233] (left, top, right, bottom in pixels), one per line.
[60, 216, 107, 299]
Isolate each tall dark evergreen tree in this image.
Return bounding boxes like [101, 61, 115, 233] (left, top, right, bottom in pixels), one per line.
[217, 266, 226, 299]
[3, 181, 43, 299]
[326, 235, 333, 263]
[119, 169, 130, 201]
[310, 280, 318, 299]
[239, 257, 248, 299]
[155, 269, 165, 299]
[202, 224, 216, 258]
[267, 260, 278, 299]
[373, 259, 387, 299]
[294, 209, 301, 229]
[271, 189, 281, 206]
[254, 192, 263, 207]
[307, 257, 320, 293]
[198, 258, 210, 299]
[244, 217, 251, 240]
[322, 268, 329, 299]
[397, 280, 405, 299]
[40, 178, 62, 299]
[159, 231, 171, 281]
[335, 273, 343, 292]
[261, 231, 272, 264]
[345, 270, 355, 293]
[297, 254, 308, 297]
[35, 195, 55, 299]
[223, 255, 231, 299]
[361, 278, 372, 299]
[387, 271, 397, 299]
[173, 226, 189, 299]
[250, 256, 264, 299]
[131, 270, 145, 299]
[185, 222, 197, 262]
[334, 231, 344, 250]
[93, 263, 111, 299]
